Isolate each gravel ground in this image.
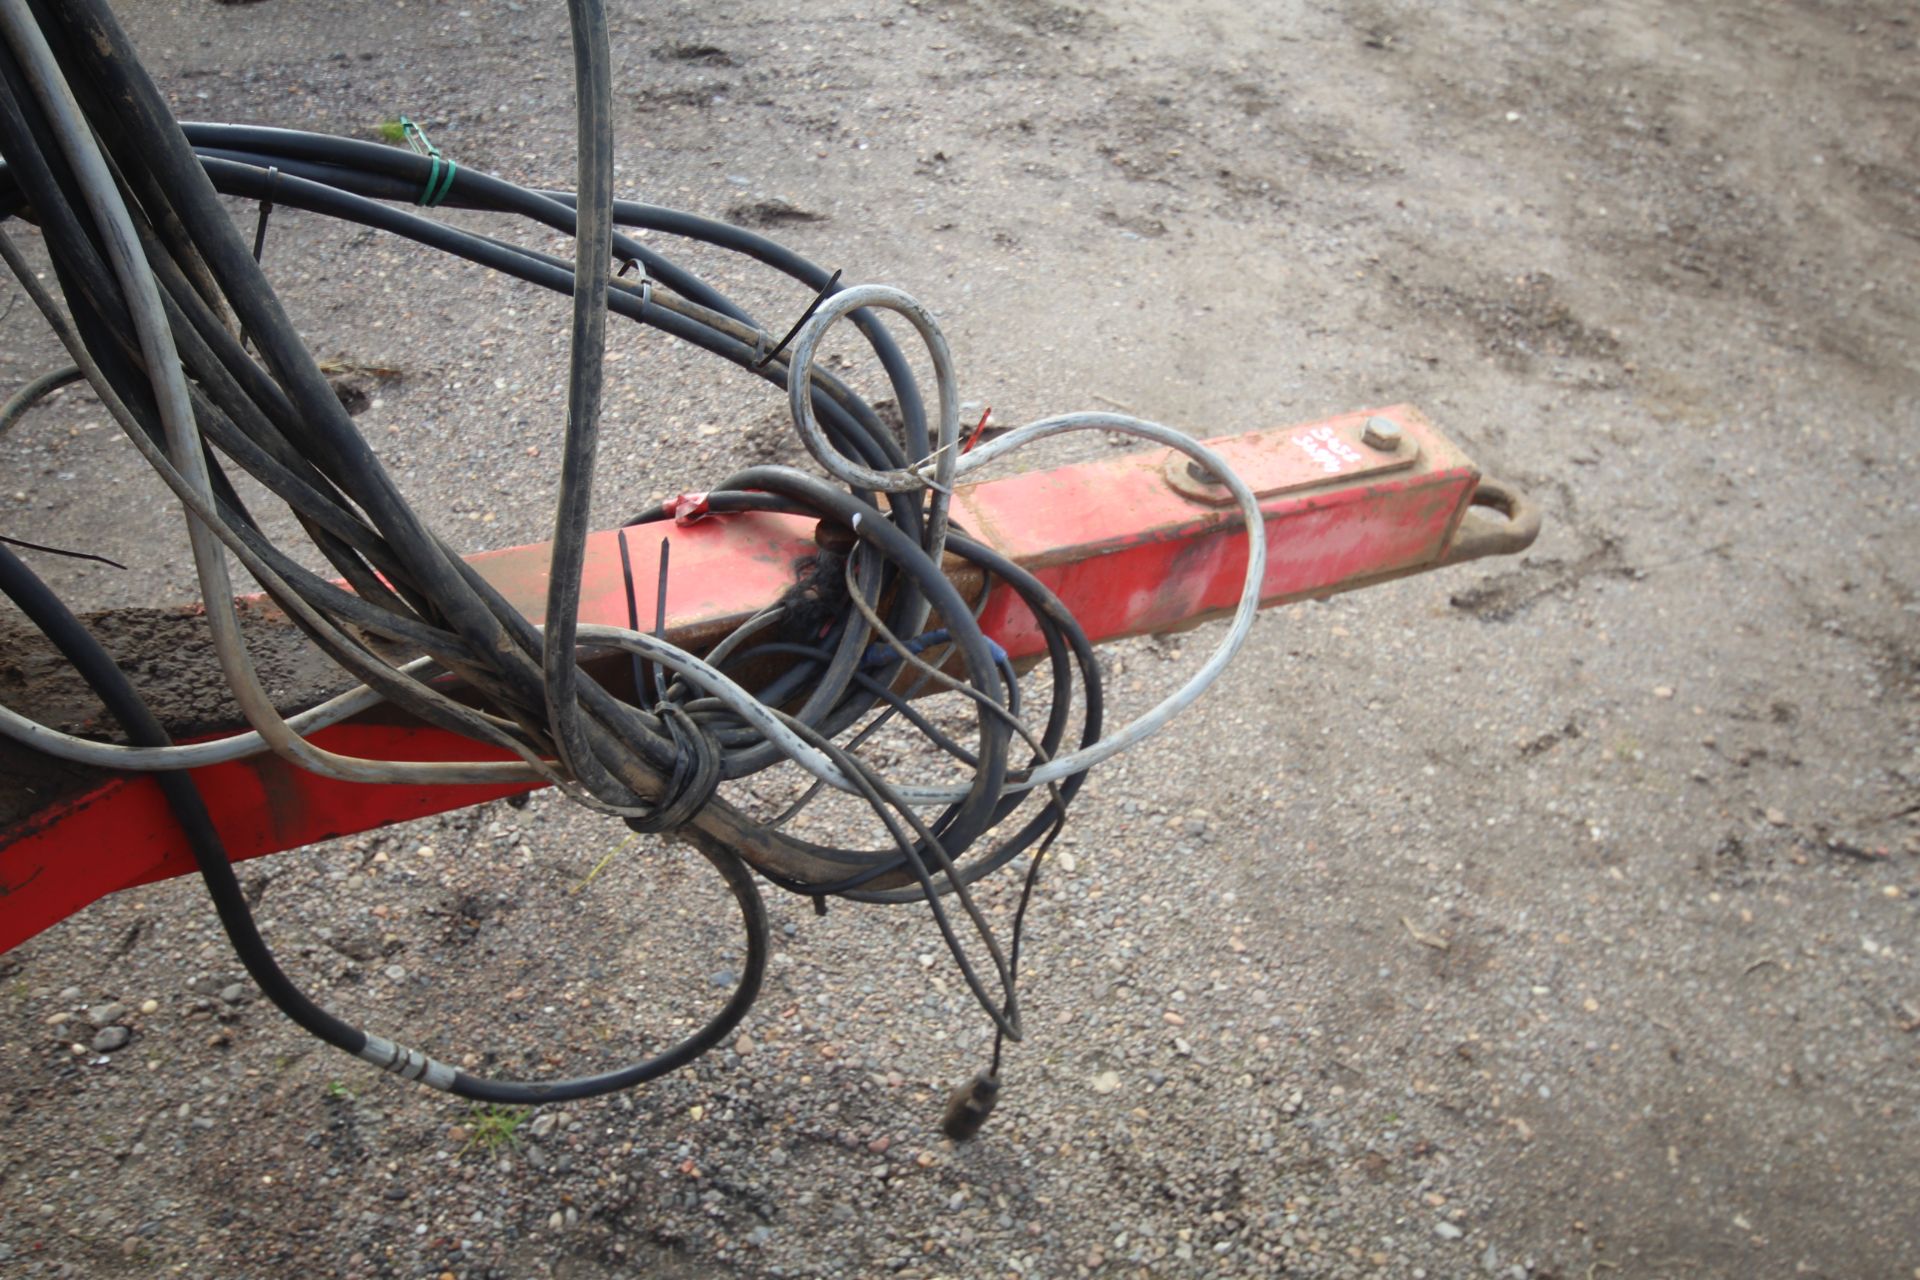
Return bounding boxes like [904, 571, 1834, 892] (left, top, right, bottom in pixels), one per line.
[2, 1, 1917, 1278]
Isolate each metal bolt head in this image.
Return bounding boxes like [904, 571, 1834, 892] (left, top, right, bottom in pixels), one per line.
[1360, 416, 1403, 452]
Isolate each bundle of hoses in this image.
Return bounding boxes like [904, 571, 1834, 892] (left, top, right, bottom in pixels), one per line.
[0, 0, 1266, 1131]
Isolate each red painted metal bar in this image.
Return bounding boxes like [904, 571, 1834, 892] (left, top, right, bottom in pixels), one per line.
[0, 405, 1535, 951]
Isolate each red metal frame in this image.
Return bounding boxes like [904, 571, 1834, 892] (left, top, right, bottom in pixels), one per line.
[0, 405, 1531, 951]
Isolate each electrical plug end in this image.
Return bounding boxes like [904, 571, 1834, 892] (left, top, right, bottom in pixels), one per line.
[941, 1069, 1000, 1142]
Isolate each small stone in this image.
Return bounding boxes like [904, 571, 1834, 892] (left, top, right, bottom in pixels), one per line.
[734, 1034, 757, 1056]
[88, 1002, 128, 1027]
[383, 1184, 409, 1202]
[139, 999, 160, 1015]
[710, 970, 736, 989]
[549, 1210, 565, 1232]
[91, 1025, 132, 1053]
[1434, 1221, 1464, 1241]
[528, 1113, 559, 1139]
[1764, 808, 1788, 827]
[218, 983, 249, 1005]
[1653, 685, 1674, 699]
[384, 965, 407, 982]
[1091, 1071, 1122, 1095]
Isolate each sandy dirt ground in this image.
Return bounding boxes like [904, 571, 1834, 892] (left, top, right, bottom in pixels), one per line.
[1, 1, 1916, 1278]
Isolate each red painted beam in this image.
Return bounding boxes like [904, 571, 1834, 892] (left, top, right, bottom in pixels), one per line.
[0, 405, 1534, 951]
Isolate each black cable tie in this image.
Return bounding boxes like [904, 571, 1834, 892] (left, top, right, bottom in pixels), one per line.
[615, 525, 647, 705]
[754, 268, 842, 370]
[249, 166, 279, 264]
[652, 537, 671, 703]
[811, 894, 829, 917]
[0, 533, 126, 570]
[239, 165, 280, 353]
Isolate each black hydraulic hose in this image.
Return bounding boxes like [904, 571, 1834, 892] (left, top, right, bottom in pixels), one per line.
[848, 533, 1103, 904]
[188, 157, 913, 492]
[0, 539, 770, 1103]
[178, 123, 929, 457]
[165, 136, 927, 527]
[0, 60, 543, 750]
[0, 543, 370, 1058]
[0, 0, 1125, 1123]
[541, 0, 628, 803]
[45, 0, 558, 724]
[37, 110, 936, 736]
[3, 335, 771, 1113]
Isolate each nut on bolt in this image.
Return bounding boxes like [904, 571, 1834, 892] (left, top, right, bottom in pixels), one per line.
[1360, 416, 1403, 452]
[1185, 458, 1221, 485]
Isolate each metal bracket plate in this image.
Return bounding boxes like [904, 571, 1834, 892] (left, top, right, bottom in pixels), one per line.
[1161, 409, 1419, 506]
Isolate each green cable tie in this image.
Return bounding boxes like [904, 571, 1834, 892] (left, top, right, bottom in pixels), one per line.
[426, 158, 457, 207]
[398, 115, 456, 208]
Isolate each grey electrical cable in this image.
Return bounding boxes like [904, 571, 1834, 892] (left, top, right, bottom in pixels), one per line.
[0, 362, 81, 438]
[0, 217, 1266, 806]
[766, 285, 1269, 806]
[0, 229, 562, 788]
[0, 1, 415, 787]
[4, 0, 1261, 1119]
[0, 671, 393, 769]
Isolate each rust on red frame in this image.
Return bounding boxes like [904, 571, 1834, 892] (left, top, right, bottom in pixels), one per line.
[0, 405, 1531, 951]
